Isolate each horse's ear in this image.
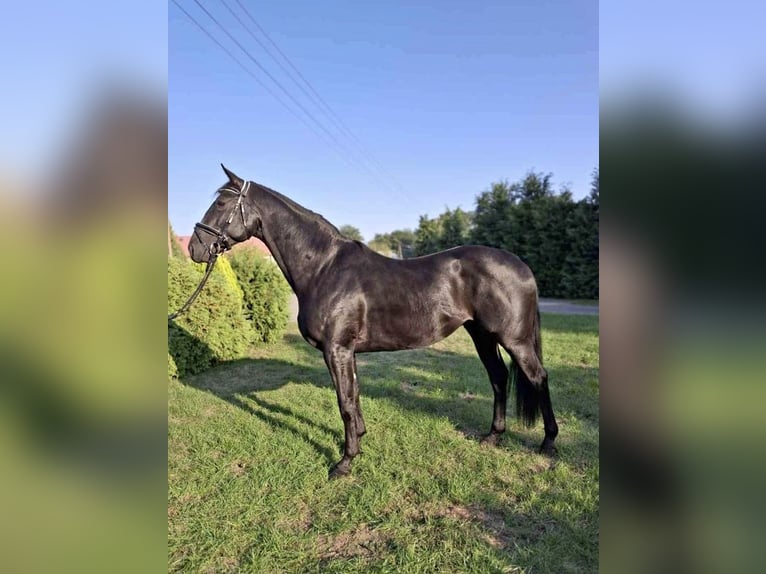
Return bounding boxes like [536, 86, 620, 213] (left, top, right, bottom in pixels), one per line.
[221, 164, 244, 187]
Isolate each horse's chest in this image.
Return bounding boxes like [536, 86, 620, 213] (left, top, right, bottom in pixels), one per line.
[297, 312, 322, 349]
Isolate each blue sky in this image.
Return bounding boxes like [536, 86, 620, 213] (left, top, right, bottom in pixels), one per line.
[169, 0, 598, 240]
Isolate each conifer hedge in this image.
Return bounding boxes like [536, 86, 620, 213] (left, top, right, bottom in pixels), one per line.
[226, 248, 291, 344]
[167, 256, 252, 378]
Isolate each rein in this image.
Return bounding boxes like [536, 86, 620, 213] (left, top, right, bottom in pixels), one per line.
[168, 180, 251, 321]
[168, 256, 218, 320]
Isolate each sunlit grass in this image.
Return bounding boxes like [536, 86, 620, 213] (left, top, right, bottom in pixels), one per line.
[168, 313, 598, 573]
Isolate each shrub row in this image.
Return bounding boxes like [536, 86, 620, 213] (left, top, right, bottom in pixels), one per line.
[226, 249, 291, 344]
[168, 247, 291, 379]
[168, 256, 252, 378]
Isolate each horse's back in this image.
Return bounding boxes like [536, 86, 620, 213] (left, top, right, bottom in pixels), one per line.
[347, 244, 538, 351]
[398, 244, 537, 297]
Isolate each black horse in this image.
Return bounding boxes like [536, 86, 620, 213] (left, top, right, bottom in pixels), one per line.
[188, 165, 558, 478]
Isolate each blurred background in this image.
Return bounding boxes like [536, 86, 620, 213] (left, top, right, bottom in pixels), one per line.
[2, 0, 765, 572]
[601, 1, 766, 572]
[0, 2, 166, 573]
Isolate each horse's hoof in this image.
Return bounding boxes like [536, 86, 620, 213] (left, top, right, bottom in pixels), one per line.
[539, 440, 558, 457]
[328, 461, 351, 480]
[480, 432, 502, 447]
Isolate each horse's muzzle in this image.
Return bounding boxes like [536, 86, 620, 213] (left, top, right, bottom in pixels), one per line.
[193, 222, 231, 261]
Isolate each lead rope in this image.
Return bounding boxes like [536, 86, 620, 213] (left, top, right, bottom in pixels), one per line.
[168, 256, 219, 320]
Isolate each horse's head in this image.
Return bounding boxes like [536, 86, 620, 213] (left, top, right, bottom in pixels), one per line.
[188, 164, 258, 263]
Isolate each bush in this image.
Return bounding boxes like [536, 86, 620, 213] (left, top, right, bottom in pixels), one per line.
[226, 248, 291, 344]
[168, 352, 178, 378]
[195, 257, 242, 300]
[168, 256, 252, 378]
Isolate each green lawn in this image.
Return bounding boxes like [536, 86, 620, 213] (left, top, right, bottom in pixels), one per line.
[168, 314, 599, 573]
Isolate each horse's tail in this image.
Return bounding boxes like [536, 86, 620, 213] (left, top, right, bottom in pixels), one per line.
[512, 306, 545, 428]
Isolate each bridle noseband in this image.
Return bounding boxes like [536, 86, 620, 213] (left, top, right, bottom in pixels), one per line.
[168, 180, 251, 321]
[193, 180, 251, 261]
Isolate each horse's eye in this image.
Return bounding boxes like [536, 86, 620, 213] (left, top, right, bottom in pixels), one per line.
[215, 200, 225, 207]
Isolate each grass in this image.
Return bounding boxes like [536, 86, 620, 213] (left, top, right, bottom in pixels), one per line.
[168, 313, 599, 573]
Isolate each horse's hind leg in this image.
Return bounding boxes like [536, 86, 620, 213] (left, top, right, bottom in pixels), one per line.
[501, 338, 559, 455]
[537, 375, 558, 455]
[464, 320, 509, 446]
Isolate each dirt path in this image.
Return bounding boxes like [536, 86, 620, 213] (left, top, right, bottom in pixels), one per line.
[539, 298, 599, 315]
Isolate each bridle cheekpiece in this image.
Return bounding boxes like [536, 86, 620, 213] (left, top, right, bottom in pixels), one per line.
[193, 180, 251, 261]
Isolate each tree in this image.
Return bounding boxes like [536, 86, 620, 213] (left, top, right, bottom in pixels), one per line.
[524, 190, 576, 296]
[471, 181, 513, 247]
[511, 171, 554, 202]
[560, 169, 599, 298]
[467, 170, 598, 297]
[589, 167, 599, 204]
[414, 215, 442, 256]
[438, 207, 470, 249]
[339, 224, 364, 242]
[369, 229, 417, 258]
[375, 168, 599, 298]
[368, 234, 395, 256]
[389, 229, 416, 258]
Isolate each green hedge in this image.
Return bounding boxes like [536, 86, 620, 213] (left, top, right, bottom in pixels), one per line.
[195, 257, 242, 300]
[226, 248, 291, 344]
[167, 256, 252, 378]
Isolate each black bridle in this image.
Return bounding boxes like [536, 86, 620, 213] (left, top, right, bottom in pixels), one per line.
[192, 180, 251, 260]
[168, 181, 251, 320]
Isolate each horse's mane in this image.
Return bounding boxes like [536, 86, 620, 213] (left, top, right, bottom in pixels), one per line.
[252, 182, 344, 238]
[215, 179, 346, 239]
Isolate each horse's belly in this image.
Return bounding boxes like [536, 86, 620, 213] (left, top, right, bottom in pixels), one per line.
[358, 306, 467, 352]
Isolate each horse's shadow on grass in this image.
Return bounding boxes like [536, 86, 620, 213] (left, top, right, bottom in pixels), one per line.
[170, 325, 599, 572]
[171, 327, 598, 464]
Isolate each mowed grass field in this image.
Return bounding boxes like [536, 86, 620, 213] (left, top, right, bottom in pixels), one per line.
[168, 313, 599, 573]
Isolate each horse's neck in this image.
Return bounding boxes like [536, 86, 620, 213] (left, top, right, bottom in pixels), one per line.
[253, 186, 341, 298]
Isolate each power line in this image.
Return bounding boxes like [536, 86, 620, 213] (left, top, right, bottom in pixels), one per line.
[219, 0, 393, 178]
[218, 0, 417, 205]
[172, 0, 421, 210]
[188, 0, 404, 196]
[231, 0, 413, 197]
[170, 0, 343, 155]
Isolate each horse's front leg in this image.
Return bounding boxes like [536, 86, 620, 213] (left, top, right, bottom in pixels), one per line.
[323, 344, 362, 479]
[352, 355, 366, 438]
